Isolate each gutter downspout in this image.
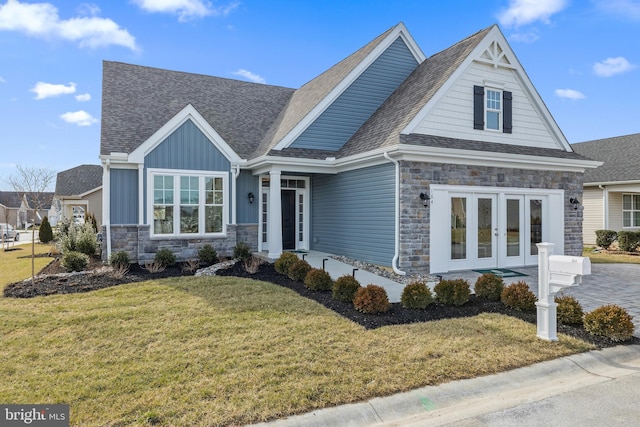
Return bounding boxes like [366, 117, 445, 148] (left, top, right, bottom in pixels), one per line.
[384, 152, 406, 276]
[598, 185, 608, 229]
[103, 159, 111, 262]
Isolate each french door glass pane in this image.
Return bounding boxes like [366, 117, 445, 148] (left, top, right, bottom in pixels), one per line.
[530, 200, 542, 255]
[451, 197, 467, 260]
[506, 199, 520, 256]
[477, 198, 492, 258]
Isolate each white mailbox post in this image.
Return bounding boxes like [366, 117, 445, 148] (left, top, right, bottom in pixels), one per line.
[536, 242, 591, 341]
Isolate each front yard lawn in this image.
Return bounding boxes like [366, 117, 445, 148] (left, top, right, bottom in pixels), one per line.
[583, 246, 640, 264]
[0, 276, 593, 426]
[0, 243, 54, 287]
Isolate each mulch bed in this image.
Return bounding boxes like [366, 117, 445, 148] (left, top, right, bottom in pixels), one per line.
[4, 257, 638, 349]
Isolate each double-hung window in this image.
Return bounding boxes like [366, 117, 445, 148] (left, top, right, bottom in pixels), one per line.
[486, 89, 501, 131]
[623, 194, 640, 228]
[473, 85, 512, 133]
[151, 170, 227, 237]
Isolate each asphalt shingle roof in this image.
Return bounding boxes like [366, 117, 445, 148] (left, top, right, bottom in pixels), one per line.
[55, 165, 103, 196]
[0, 191, 53, 209]
[572, 133, 640, 183]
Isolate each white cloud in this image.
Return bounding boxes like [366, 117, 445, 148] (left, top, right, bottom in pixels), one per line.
[555, 88, 586, 100]
[593, 57, 637, 77]
[593, 0, 640, 20]
[0, 76, 5, 83]
[498, 0, 568, 27]
[75, 93, 91, 102]
[508, 31, 539, 43]
[31, 81, 76, 100]
[60, 110, 98, 126]
[0, 0, 137, 50]
[133, 0, 239, 22]
[232, 69, 266, 84]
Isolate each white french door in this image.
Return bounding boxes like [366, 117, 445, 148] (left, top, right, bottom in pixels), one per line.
[501, 195, 544, 267]
[450, 193, 497, 270]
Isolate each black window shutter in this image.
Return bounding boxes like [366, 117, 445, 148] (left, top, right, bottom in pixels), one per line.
[503, 91, 512, 134]
[473, 85, 484, 130]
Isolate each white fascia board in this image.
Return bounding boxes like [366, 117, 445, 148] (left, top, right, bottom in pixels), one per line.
[128, 104, 243, 164]
[272, 23, 425, 152]
[78, 186, 103, 198]
[248, 156, 336, 176]
[584, 180, 640, 187]
[401, 25, 573, 152]
[396, 144, 602, 172]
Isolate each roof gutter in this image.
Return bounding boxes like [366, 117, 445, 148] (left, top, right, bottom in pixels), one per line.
[384, 151, 406, 276]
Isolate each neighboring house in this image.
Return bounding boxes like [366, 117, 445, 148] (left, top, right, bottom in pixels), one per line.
[572, 134, 640, 245]
[53, 164, 103, 227]
[100, 23, 598, 274]
[0, 191, 54, 228]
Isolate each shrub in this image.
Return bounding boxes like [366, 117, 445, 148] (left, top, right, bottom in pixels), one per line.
[555, 294, 584, 325]
[583, 305, 635, 342]
[76, 226, 98, 256]
[233, 242, 251, 261]
[617, 231, 640, 252]
[198, 244, 218, 266]
[38, 216, 53, 243]
[401, 281, 433, 309]
[109, 250, 130, 268]
[501, 281, 537, 311]
[353, 284, 390, 314]
[333, 275, 361, 303]
[304, 268, 333, 291]
[275, 252, 299, 275]
[84, 211, 98, 233]
[242, 256, 261, 274]
[62, 251, 89, 272]
[595, 230, 617, 249]
[474, 274, 505, 301]
[288, 259, 312, 281]
[154, 248, 176, 267]
[434, 279, 470, 306]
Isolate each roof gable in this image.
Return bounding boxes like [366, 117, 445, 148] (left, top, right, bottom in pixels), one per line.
[55, 164, 103, 197]
[572, 133, 640, 184]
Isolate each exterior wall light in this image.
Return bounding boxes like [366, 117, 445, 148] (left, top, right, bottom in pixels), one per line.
[569, 197, 580, 210]
[248, 192, 255, 204]
[419, 192, 430, 207]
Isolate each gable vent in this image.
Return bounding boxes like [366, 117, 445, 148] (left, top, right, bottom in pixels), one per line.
[479, 41, 512, 68]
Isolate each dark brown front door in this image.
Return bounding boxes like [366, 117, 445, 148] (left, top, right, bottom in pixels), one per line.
[281, 190, 296, 250]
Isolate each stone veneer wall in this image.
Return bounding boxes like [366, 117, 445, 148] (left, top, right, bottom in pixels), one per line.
[398, 161, 584, 274]
[102, 223, 259, 264]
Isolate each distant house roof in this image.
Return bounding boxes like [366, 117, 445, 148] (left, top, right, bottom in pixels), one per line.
[55, 164, 103, 196]
[0, 191, 53, 209]
[572, 133, 640, 183]
[0, 191, 22, 208]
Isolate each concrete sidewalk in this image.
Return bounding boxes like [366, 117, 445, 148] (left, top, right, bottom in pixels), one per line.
[252, 345, 640, 427]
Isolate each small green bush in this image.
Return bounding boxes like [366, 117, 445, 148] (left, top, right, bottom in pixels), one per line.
[434, 279, 470, 306]
[353, 284, 390, 314]
[233, 242, 251, 261]
[474, 273, 504, 301]
[62, 251, 89, 272]
[288, 259, 312, 281]
[304, 268, 333, 291]
[555, 294, 584, 325]
[333, 275, 361, 303]
[401, 281, 433, 309]
[198, 244, 218, 266]
[154, 248, 176, 267]
[501, 281, 536, 311]
[595, 229, 617, 249]
[275, 252, 299, 275]
[84, 211, 98, 233]
[38, 216, 53, 243]
[617, 231, 640, 252]
[76, 228, 98, 256]
[109, 251, 130, 268]
[583, 305, 635, 342]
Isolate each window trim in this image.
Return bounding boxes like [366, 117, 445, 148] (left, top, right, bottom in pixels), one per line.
[148, 168, 228, 238]
[485, 88, 502, 132]
[622, 193, 640, 228]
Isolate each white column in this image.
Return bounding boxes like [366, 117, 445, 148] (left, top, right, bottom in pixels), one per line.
[267, 170, 283, 259]
[138, 164, 144, 224]
[536, 242, 558, 341]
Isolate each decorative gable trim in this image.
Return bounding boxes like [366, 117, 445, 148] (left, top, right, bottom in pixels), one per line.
[127, 104, 244, 164]
[272, 23, 426, 151]
[401, 25, 572, 151]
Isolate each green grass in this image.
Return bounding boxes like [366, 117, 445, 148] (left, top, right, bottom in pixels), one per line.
[0, 243, 55, 287]
[583, 246, 640, 264]
[0, 276, 593, 426]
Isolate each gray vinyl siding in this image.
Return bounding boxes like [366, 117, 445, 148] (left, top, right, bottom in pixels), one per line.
[110, 169, 138, 224]
[291, 37, 418, 151]
[236, 169, 259, 224]
[311, 163, 395, 266]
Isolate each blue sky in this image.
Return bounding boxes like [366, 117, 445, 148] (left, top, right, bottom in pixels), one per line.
[1, 0, 639, 190]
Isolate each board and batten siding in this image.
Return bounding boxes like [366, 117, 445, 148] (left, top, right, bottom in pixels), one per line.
[110, 169, 138, 224]
[236, 169, 259, 224]
[290, 37, 418, 151]
[414, 61, 559, 149]
[582, 187, 604, 245]
[311, 163, 395, 266]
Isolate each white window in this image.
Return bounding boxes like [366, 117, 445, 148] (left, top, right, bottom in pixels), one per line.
[151, 170, 227, 237]
[623, 194, 640, 228]
[486, 89, 501, 130]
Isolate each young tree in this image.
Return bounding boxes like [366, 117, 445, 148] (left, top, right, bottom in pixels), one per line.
[39, 216, 54, 243]
[8, 165, 56, 284]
